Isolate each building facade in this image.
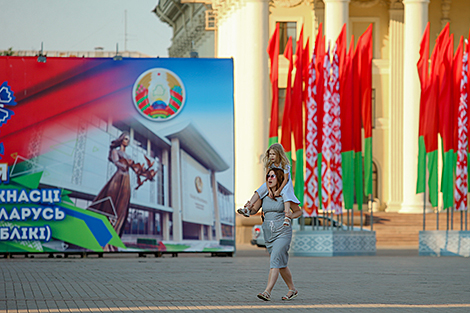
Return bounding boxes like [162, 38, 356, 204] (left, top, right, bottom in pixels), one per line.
[155, 0, 470, 215]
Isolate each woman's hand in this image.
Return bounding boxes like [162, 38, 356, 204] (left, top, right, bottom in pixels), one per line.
[289, 204, 303, 219]
[274, 189, 281, 197]
[285, 209, 293, 219]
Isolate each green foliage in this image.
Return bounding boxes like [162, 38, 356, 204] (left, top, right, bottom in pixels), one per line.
[0, 48, 15, 56]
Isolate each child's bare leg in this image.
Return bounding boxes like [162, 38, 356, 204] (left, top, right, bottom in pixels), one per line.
[283, 201, 292, 226]
[249, 198, 262, 215]
[237, 192, 260, 217]
[246, 192, 260, 208]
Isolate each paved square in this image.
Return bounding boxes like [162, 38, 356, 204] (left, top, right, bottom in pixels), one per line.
[1, 246, 470, 312]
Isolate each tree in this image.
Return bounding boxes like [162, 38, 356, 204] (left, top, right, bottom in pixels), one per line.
[0, 48, 15, 56]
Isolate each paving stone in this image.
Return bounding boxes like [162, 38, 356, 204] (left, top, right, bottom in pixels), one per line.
[1, 248, 470, 312]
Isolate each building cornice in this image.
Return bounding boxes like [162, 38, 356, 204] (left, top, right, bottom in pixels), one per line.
[270, 0, 308, 8]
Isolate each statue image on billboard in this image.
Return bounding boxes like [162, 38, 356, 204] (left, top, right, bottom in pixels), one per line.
[88, 131, 157, 246]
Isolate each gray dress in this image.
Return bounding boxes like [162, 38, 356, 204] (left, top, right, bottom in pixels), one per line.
[262, 196, 292, 268]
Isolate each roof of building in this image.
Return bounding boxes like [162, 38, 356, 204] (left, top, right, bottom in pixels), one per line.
[159, 121, 230, 172]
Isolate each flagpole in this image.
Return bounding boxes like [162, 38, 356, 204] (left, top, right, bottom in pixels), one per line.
[451, 206, 454, 231]
[370, 194, 373, 231]
[451, 169, 454, 231]
[341, 208, 344, 230]
[360, 197, 363, 231]
[447, 207, 449, 230]
[466, 199, 468, 230]
[423, 188, 426, 231]
[466, 194, 468, 230]
[351, 196, 354, 231]
[461, 210, 463, 230]
[423, 155, 426, 231]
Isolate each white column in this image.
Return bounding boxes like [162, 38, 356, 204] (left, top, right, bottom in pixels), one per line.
[200, 225, 205, 240]
[162, 149, 169, 207]
[162, 148, 170, 240]
[170, 138, 183, 241]
[400, 0, 430, 213]
[387, 6, 404, 212]
[217, 0, 270, 210]
[162, 212, 170, 241]
[323, 0, 350, 48]
[211, 171, 221, 241]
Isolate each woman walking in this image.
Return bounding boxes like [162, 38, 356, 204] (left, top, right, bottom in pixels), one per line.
[238, 168, 302, 301]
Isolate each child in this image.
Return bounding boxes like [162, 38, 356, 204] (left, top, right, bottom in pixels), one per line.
[237, 143, 300, 226]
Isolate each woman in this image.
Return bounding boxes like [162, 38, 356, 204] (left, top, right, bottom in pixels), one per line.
[238, 168, 302, 301]
[89, 131, 133, 237]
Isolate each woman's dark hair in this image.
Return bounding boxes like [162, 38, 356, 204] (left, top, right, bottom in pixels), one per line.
[266, 168, 285, 192]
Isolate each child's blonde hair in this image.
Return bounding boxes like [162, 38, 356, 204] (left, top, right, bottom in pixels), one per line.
[263, 143, 290, 173]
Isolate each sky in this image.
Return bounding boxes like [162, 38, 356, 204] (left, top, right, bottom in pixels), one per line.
[0, 0, 172, 57]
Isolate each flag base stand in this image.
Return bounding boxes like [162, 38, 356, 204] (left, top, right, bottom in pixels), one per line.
[289, 230, 376, 257]
[419, 231, 470, 257]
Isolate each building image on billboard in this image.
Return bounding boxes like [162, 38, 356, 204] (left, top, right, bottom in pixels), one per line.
[0, 56, 234, 254]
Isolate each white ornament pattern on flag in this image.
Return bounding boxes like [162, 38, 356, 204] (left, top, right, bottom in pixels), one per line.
[331, 44, 343, 215]
[305, 52, 318, 216]
[322, 48, 333, 212]
[455, 50, 468, 211]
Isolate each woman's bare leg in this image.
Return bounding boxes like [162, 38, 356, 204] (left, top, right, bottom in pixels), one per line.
[279, 266, 295, 290]
[249, 198, 262, 215]
[247, 192, 260, 208]
[265, 268, 280, 294]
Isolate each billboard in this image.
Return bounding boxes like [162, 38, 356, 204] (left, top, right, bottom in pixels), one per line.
[0, 57, 235, 254]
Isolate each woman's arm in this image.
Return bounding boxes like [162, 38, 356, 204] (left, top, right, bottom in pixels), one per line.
[285, 203, 302, 219]
[111, 150, 128, 171]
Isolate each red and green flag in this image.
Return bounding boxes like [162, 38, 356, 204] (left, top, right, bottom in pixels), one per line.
[437, 25, 454, 209]
[452, 37, 464, 208]
[455, 38, 468, 211]
[427, 45, 440, 208]
[305, 23, 323, 216]
[416, 23, 430, 196]
[302, 37, 310, 112]
[358, 25, 373, 199]
[281, 37, 294, 165]
[467, 28, 470, 192]
[453, 37, 464, 157]
[267, 23, 280, 146]
[315, 28, 326, 211]
[352, 35, 364, 207]
[292, 26, 305, 205]
[416, 23, 439, 207]
[321, 40, 343, 214]
[338, 25, 356, 210]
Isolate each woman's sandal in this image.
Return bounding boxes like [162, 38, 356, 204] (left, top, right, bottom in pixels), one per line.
[281, 289, 298, 301]
[257, 290, 271, 301]
[283, 217, 291, 227]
